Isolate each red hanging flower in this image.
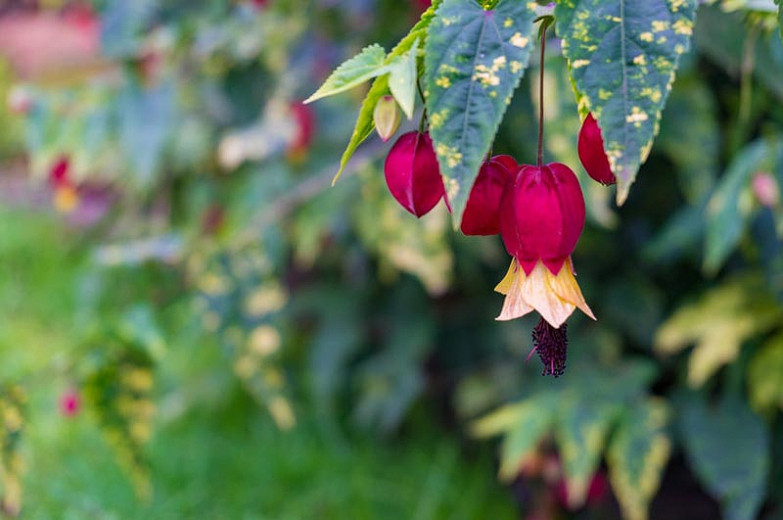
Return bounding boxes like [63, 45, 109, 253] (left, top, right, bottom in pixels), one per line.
[495, 162, 595, 330]
[460, 156, 514, 236]
[578, 113, 616, 186]
[384, 131, 445, 217]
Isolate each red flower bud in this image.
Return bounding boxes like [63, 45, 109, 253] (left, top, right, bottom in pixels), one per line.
[491, 154, 520, 176]
[287, 102, 315, 159]
[384, 131, 445, 217]
[578, 113, 616, 186]
[49, 157, 70, 187]
[460, 157, 513, 236]
[60, 388, 80, 417]
[499, 163, 585, 275]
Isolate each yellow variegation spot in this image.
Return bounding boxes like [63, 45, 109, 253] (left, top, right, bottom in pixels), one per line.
[572, 59, 590, 69]
[436, 143, 463, 168]
[435, 76, 451, 88]
[510, 32, 529, 48]
[673, 18, 693, 35]
[652, 20, 669, 32]
[639, 32, 654, 42]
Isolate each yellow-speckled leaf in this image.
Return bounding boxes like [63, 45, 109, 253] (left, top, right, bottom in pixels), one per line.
[747, 333, 783, 414]
[556, 0, 698, 204]
[607, 398, 672, 520]
[555, 395, 621, 508]
[0, 385, 25, 516]
[654, 275, 782, 387]
[424, 0, 537, 225]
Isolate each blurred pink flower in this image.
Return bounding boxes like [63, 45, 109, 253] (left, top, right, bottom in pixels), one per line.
[59, 389, 81, 417]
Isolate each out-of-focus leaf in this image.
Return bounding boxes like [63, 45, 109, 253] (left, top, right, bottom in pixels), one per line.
[659, 77, 719, 202]
[334, 0, 442, 182]
[117, 82, 176, 189]
[778, 0, 783, 39]
[604, 276, 665, 348]
[678, 393, 770, 520]
[353, 167, 453, 295]
[353, 284, 434, 433]
[695, 6, 783, 100]
[191, 244, 295, 430]
[607, 398, 672, 520]
[704, 139, 780, 274]
[497, 393, 559, 481]
[655, 275, 782, 386]
[99, 0, 157, 58]
[753, 207, 783, 302]
[305, 44, 389, 104]
[424, 0, 536, 224]
[387, 38, 419, 120]
[747, 333, 783, 413]
[0, 384, 25, 516]
[556, 0, 697, 204]
[642, 200, 705, 265]
[555, 395, 620, 508]
[83, 336, 156, 500]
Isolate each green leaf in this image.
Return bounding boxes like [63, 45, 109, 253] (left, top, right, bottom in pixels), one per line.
[607, 398, 671, 520]
[704, 139, 780, 274]
[658, 77, 719, 203]
[556, 0, 698, 204]
[0, 384, 25, 516]
[777, 0, 782, 39]
[678, 394, 770, 520]
[304, 44, 388, 104]
[334, 0, 443, 182]
[654, 275, 782, 386]
[555, 395, 620, 508]
[388, 38, 420, 120]
[747, 333, 783, 413]
[424, 0, 537, 225]
[498, 393, 558, 480]
[470, 392, 559, 481]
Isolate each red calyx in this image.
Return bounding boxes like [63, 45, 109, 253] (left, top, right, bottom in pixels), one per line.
[59, 389, 80, 417]
[384, 131, 445, 217]
[288, 102, 315, 156]
[499, 162, 586, 275]
[578, 113, 616, 186]
[49, 156, 70, 187]
[460, 156, 514, 236]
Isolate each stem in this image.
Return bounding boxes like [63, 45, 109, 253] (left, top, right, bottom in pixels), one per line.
[537, 24, 547, 168]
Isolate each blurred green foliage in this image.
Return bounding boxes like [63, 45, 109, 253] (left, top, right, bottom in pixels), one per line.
[1, 1, 782, 519]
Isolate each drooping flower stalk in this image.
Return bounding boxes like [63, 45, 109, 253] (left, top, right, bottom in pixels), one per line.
[494, 21, 595, 376]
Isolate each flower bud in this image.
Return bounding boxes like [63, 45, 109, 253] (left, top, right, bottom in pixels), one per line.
[7, 85, 33, 115]
[752, 171, 779, 208]
[384, 131, 444, 217]
[578, 113, 616, 186]
[374, 95, 402, 143]
[460, 157, 513, 236]
[491, 154, 520, 176]
[499, 162, 585, 275]
[60, 388, 81, 417]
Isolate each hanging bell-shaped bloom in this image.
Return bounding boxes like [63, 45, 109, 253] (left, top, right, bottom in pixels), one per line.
[374, 95, 402, 143]
[578, 113, 616, 186]
[460, 156, 514, 236]
[495, 162, 595, 330]
[384, 131, 445, 217]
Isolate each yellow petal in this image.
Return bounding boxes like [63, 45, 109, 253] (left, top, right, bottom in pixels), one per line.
[496, 266, 534, 321]
[54, 186, 78, 213]
[495, 259, 519, 295]
[547, 259, 596, 321]
[521, 261, 575, 328]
